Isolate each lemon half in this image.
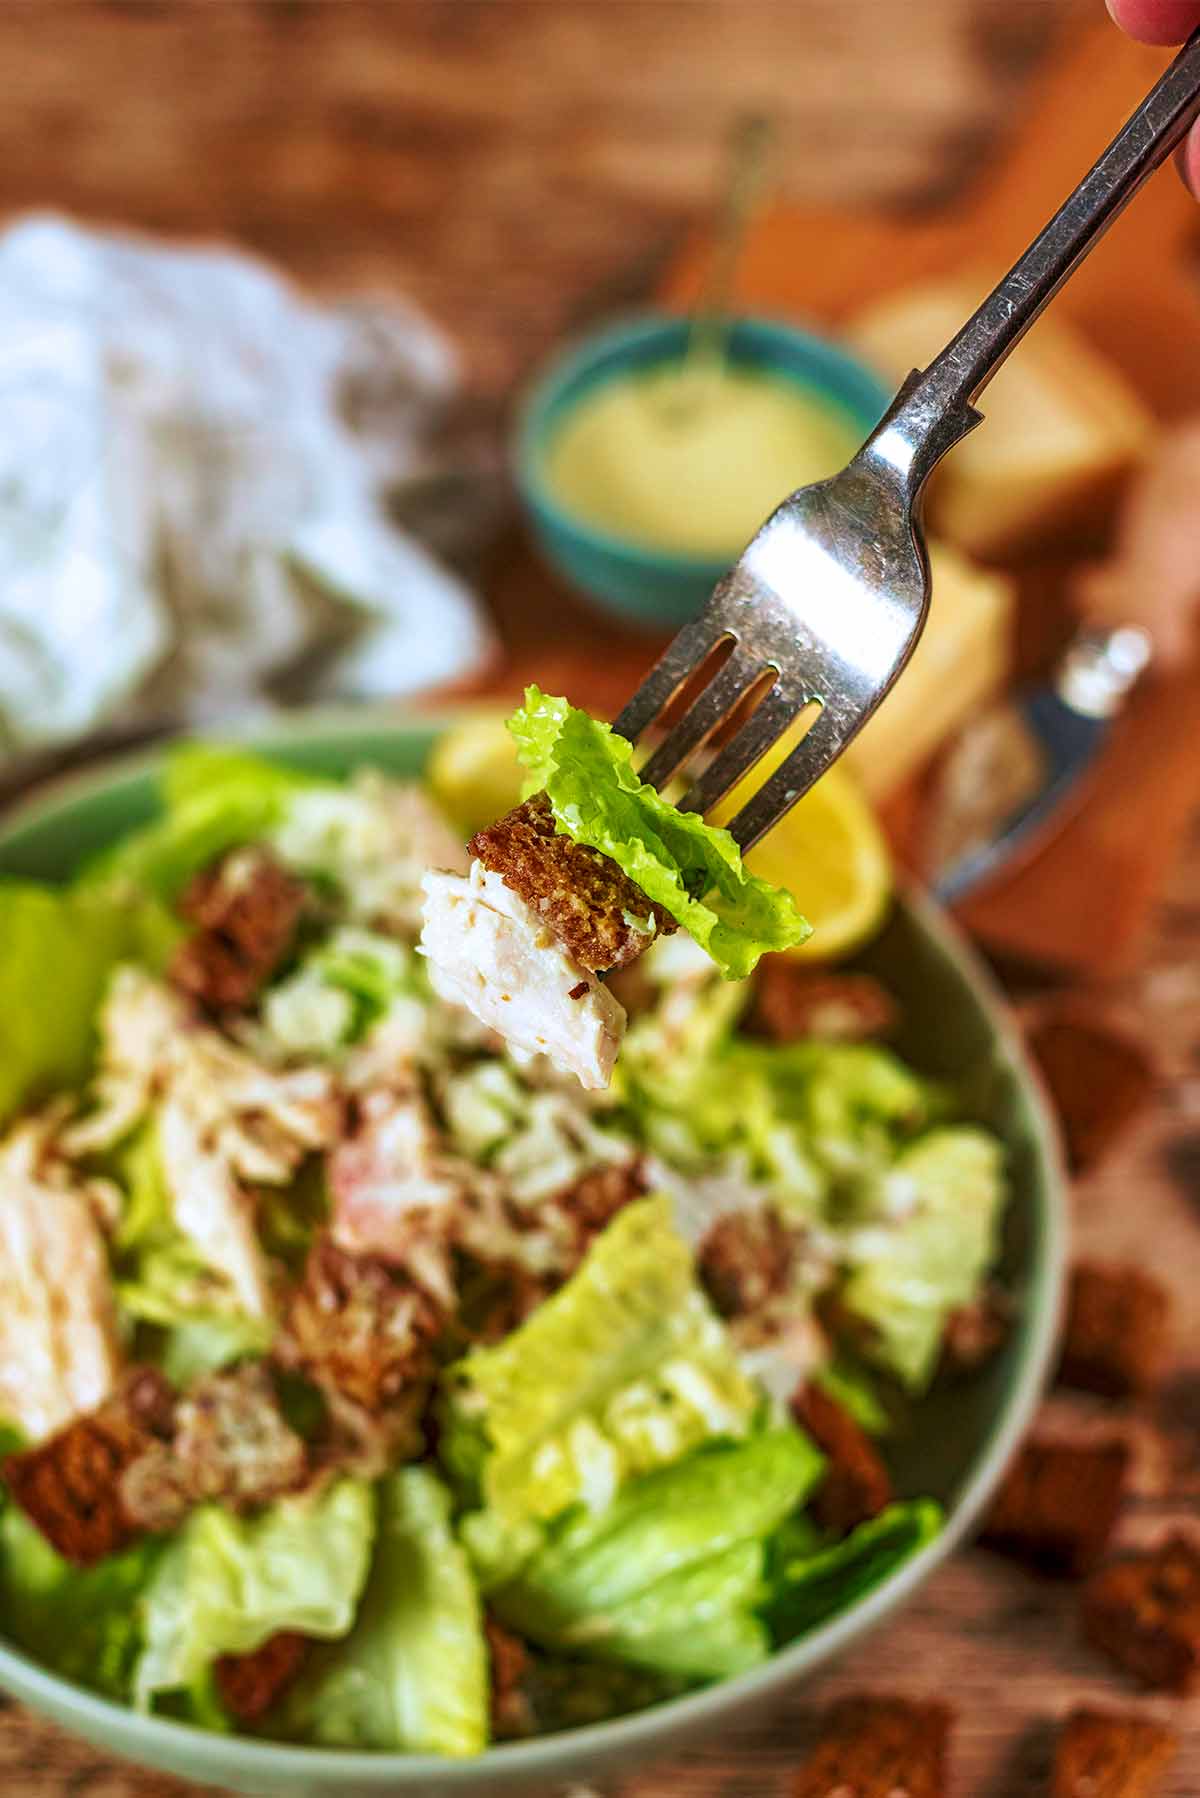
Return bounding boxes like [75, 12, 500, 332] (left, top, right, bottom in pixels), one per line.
[712, 745, 891, 962]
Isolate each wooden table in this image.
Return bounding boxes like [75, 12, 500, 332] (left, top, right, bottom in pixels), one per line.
[0, 3, 1196, 1792]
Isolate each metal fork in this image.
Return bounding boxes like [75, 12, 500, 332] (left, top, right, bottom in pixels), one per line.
[615, 28, 1200, 854]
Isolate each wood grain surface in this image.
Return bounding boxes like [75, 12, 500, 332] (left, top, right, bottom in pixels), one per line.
[0, 2, 1195, 1794]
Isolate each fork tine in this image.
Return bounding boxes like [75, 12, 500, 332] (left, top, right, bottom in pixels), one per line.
[611, 615, 730, 745]
[723, 704, 850, 852]
[678, 681, 808, 819]
[637, 646, 773, 793]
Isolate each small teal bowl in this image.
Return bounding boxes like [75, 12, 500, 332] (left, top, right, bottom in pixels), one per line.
[515, 313, 892, 629]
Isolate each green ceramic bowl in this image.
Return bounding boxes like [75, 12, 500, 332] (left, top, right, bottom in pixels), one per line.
[0, 711, 1066, 1797]
[514, 313, 892, 629]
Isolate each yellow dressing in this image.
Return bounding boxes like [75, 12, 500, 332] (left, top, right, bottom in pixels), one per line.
[542, 362, 862, 559]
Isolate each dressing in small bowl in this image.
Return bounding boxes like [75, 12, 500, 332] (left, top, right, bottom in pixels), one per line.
[516, 315, 891, 627]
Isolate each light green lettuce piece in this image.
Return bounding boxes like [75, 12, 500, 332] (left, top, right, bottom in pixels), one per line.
[507, 687, 810, 979]
[134, 1479, 374, 1717]
[277, 1468, 487, 1757]
[621, 1033, 930, 1218]
[767, 1498, 942, 1642]
[0, 1504, 162, 1701]
[262, 928, 422, 1057]
[0, 881, 175, 1126]
[441, 1196, 762, 1534]
[492, 1429, 822, 1681]
[840, 1128, 1007, 1390]
[83, 745, 318, 903]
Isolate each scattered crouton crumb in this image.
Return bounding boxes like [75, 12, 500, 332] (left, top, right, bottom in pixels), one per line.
[793, 1694, 952, 1797]
[1058, 1262, 1170, 1399]
[1050, 1707, 1177, 1798]
[1028, 1014, 1154, 1174]
[980, 1437, 1130, 1577]
[1083, 1533, 1200, 1692]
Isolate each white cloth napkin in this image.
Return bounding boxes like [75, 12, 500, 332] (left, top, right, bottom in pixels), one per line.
[0, 214, 497, 759]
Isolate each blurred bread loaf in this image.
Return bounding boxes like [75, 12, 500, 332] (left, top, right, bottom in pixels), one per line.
[848, 276, 1154, 559]
[843, 542, 1014, 800]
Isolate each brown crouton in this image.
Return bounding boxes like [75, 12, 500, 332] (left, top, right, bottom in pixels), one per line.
[698, 1207, 796, 1320]
[747, 964, 897, 1044]
[171, 846, 307, 1011]
[1050, 1707, 1178, 1798]
[792, 1382, 893, 1538]
[940, 1282, 1013, 1377]
[120, 1363, 309, 1535]
[214, 1631, 310, 1725]
[278, 1244, 444, 1438]
[485, 1615, 534, 1741]
[979, 1437, 1129, 1576]
[470, 791, 675, 973]
[1083, 1534, 1200, 1692]
[793, 1695, 952, 1798]
[1028, 1015, 1154, 1174]
[556, 1157, 648, 1258]
[3, 1368, 175, 1567]
[1058, 1263, 1170, 1399]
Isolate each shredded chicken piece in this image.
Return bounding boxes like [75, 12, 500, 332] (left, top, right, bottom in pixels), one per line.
[65, 967, 342, 1319]
[420, 863, 626, 1090]
[328, 1086, 464, 1305]
[0, 1117, 124, 1441]
[64, 970, 341, 1323]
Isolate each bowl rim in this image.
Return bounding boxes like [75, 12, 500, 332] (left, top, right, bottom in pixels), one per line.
[0, 706, 1068, 1789]
[512, 309, 893, 578]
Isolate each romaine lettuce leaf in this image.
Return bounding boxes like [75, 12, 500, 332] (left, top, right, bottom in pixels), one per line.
[0, 1504, 162, 1700]
[766, 1498, 942, 1642]
[83, 744, 318, 901]
[440, 1196, 762, 1535]
[492, 1429, 822, 1681]
[261, 928, 421, 1056]
[276, 1467, 487, 1757]
[0, 881, 175, 1126]
[134, 1479, 373, 1716]
[507, 688, 810, 979]
[839, 1128, 1007, 1390]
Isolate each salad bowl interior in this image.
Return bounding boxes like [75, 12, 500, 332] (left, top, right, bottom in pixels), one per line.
[0, 712, 1066, 1797]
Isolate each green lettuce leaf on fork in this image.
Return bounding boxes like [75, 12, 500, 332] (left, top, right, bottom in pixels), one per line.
[490, 1429, 823, 1681]
[440, 1196, 763, 1563]
[507, 686, 811, 978]
[838, 1127, 1007, 1390]
[276, 1468, 488, 1757]
[135, 1478, 374, 1725]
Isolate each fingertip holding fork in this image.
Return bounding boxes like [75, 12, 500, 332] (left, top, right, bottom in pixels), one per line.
[614, 27, 1200, 855]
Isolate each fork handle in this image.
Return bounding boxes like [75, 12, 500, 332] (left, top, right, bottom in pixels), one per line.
[865, 26, 1200, 494]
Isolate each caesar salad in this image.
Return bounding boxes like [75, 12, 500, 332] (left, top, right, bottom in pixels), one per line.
[0, 707, 1008, 1756]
